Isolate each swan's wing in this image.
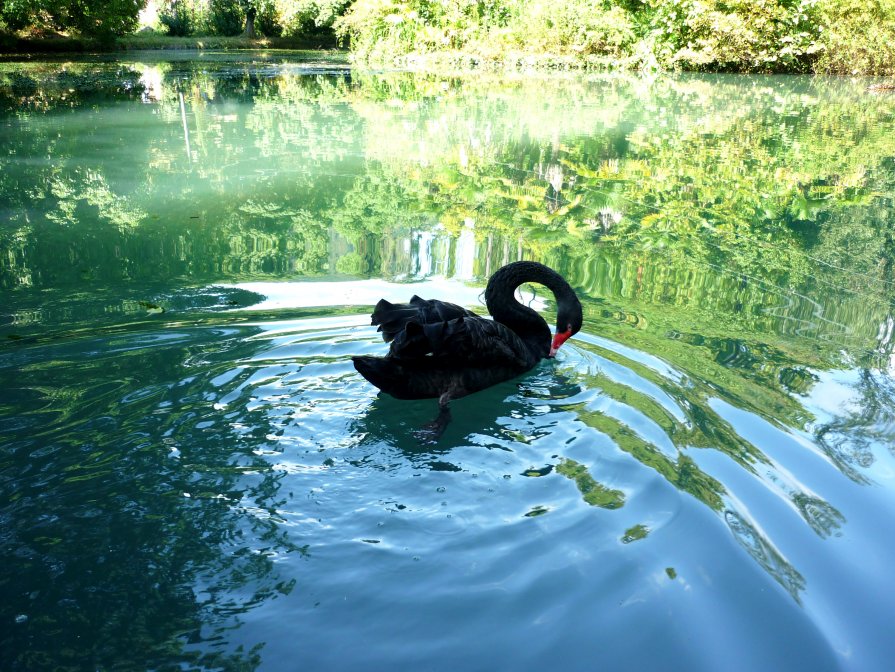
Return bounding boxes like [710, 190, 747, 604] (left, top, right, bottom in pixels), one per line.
[371, 296, 478, 342]
[388, 315, 531, 367]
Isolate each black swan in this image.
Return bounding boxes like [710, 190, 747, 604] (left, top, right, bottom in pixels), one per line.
[352, 261, 583, 432]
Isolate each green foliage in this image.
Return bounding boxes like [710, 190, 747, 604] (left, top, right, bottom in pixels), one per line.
[72, 0, 145, 38]
[335, 0, 894, 75]
[0, 0, 146, 38]
[815, 0, 895, 75]
[256, 0, 283, 36]
[154, 0, 336, 42]
[647, 0, 824, 72]
[335, 0, 421, 60]
[210, 0, 245, 35]
[3, 0, 895, 74]
[275, 0, 351, 36]
[155, 0, 294, 38]
[498, 1, 637, 57]
[159, 0, 201, 36]
[118, 32, 317, 46]
[336, 0, 638, 62]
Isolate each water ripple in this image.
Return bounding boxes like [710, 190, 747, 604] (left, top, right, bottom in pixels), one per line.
[3, 312, 894, 671]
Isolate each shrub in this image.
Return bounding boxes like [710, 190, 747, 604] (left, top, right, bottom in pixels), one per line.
[1, 0, 144, 39]
[815, 0, 895, 75]
[336, 0, 425, 59]
[337, 0, 638, 61]
[159, 0, 197, 36]
[256, 0, 283, 36]
[276, 0, 351, 37]
[499, 1, 637, 57]
[647, 0, 824, 72]
[210, 0, 244, 35]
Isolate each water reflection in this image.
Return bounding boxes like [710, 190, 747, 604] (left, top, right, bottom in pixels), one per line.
[0, 324, 300, 670]
[3, 54, 895, 670]
[812, 368, 895, 482]
[230, 302, 845, 607]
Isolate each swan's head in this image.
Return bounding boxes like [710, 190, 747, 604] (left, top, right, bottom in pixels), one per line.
[549, 297, 583, 357]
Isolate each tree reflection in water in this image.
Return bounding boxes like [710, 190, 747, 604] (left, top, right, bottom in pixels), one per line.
[3, 54, 895, 669]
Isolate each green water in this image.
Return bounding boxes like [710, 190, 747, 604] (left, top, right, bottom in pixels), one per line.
[2, 52, 895, 671]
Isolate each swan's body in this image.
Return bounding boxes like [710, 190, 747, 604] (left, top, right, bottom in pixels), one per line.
[352, 262, 583, 411]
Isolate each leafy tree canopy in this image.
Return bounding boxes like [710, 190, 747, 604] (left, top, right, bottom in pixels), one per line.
[1, 0, 147, 38]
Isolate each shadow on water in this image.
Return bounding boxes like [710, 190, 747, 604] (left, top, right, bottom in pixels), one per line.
[351, 369, 585, 467]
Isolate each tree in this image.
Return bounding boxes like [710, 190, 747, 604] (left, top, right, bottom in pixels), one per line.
[275, 0, 351, 38]
[0, 0, 147, 38]
[243, 0, 256, 37]
[207, 0, 266, 38]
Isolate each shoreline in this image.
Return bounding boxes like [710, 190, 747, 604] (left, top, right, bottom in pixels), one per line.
[0, 34, 339, 56]
[3, 35, 895, 79]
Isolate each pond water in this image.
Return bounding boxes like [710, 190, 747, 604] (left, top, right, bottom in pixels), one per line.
[2, 52, 895, 671]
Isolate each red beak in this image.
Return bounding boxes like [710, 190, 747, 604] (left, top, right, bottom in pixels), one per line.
[549, 328, 573, 357]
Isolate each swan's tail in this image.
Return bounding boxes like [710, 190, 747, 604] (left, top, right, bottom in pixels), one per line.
[370, 296, 477, 343]
[352, 355, 448, 401]
[370, 299, 420, 342]
[352, 355, 406, 397]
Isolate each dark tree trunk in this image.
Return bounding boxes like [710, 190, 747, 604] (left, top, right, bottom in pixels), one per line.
[243, 7, 256, 39]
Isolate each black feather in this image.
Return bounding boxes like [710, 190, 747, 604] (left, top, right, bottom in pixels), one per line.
[370, 296, 475, 343]
[353, 262, 583, 405]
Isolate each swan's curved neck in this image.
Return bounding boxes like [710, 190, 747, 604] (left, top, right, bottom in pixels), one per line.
[484, 261, 573, 357]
